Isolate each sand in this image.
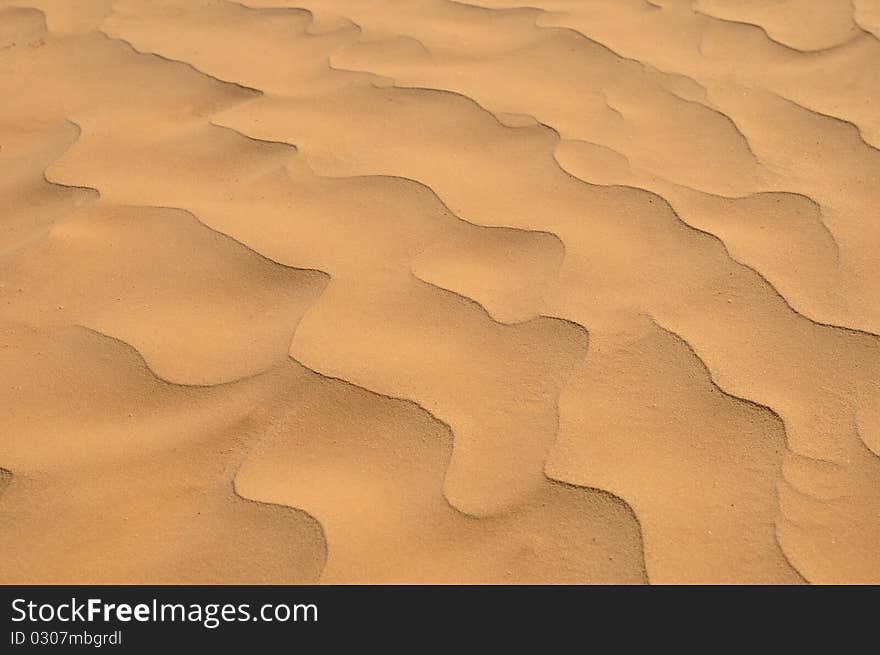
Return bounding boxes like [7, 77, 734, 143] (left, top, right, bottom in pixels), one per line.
[0, 0, 878, 585]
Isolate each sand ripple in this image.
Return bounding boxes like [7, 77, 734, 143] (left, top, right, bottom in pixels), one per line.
[1, 0, 878, 583]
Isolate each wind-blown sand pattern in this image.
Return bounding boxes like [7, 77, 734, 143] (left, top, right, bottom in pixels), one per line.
[1, 0, 878, 584]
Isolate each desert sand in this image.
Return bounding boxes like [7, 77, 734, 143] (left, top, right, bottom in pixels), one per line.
[0, 0, 878, 584]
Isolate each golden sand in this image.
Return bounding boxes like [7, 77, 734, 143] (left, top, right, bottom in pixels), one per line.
[1, 0, 878, 584]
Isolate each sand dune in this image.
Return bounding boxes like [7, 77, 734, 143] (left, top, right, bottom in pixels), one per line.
[0, 0, 878, 583]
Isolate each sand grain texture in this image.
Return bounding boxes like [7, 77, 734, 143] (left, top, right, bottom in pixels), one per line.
[0, 0, 878, 584]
